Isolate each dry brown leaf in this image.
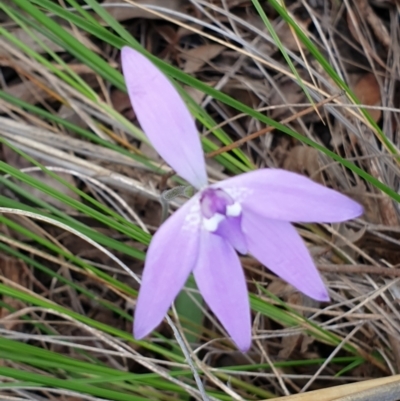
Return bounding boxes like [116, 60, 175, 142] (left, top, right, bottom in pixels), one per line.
[333, 225, 366, 246]
[274, 18, 311, 52]
[267, 279, 294, 298]
[269, 80, 311, 121]
[352, 73, 382, 122]
[300, 334, 315, 354]
[354, 0, 390, 49]
[277, 293, 302, 359]
[224, 78, 264, 110]
[5, 81, 50, 104]
[346, 10, 387, 70]
[111, 90, 133, 115]
[140, 142, 161, 161]
[0, 28, 63, 56]
[269, 80, 305, 120]
[0, 28, 98, 60]
[185, 85, 206, 105]
[332, 224, 366, 260]
[283, 146, 324, 183]
[0, 258, 28, 331]
[278, 332, 301, 359]
[102, 0, 183, 21]
[350, 181, 380, 224]
[58, 104, 87, 129]
[183, 44, 225, 73]
[268, 282, 316, 359]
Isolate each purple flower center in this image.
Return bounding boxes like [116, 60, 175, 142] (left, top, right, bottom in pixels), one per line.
[199, 188, 247, 254]
[200, 188, 234, 218]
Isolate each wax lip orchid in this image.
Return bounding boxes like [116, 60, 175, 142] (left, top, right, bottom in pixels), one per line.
[121, 46, 363, 351]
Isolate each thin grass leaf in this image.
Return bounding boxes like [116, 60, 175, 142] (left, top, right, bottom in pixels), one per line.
[252, 0, 318, 114]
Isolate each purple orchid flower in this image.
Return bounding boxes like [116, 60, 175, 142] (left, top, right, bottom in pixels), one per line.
[121, 46, 363, 351]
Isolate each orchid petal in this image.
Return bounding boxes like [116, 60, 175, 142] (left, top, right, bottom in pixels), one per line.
[215, 216, 248, 255]
[134, 197, 201, 339]
[218, 169, 363, 223]
[121, 47, 208, 189]
[193, 230, 251, 351]
[242, 210, 329, 301]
